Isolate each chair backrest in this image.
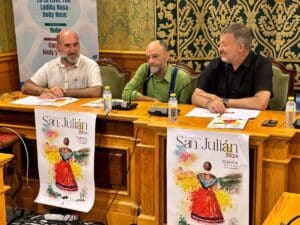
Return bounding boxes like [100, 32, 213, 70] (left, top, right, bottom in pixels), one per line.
[269, 66, 289, 110]
[97, 58, 130, 99]
[268, 59, 296, 110]
[169, 60, 201, 92]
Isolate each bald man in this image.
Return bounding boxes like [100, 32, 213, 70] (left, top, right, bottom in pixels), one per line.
[21, 29, 102, 98]
[122, 40, 192, 103]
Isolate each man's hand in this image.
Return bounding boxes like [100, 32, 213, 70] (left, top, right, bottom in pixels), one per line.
[39, 86, 65, 99]
[39, 92, 58, 99]
[207, 99, 226, 114]
[47, 87, 65, 98]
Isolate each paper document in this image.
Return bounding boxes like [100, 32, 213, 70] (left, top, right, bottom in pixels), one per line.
[185, 107, 219, 118]
[81, 99, 103, 108]
[11, 96, 78, 106]
[207, 117, 248, 129]
[81, 99, 129, 109]
[185, 107, 260, 119]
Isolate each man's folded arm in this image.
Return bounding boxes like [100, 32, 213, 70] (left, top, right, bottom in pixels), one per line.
[226, 90, 271, 110]
[21, 80, 49, 96]
[191, 88, 222, 108]
[191, 88, 270, 114]
[64, 86, 102, 98]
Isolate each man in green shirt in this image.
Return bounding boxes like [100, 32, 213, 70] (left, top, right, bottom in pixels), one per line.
[122, 40, 192, 104]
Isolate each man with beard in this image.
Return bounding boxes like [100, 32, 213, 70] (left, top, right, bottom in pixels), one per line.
[191, 23, 273, 114]
[122, 40, 192, 103]
[21, 29, 102, 99]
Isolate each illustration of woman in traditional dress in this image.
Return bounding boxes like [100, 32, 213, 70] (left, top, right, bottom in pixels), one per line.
[55, 137, 78, 191]
[190, 161, 224, 223]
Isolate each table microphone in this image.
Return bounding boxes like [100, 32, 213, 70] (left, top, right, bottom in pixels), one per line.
[110, 72, 154, 110]
[127, 72, 155, 106]
[111, 74, 154, 110]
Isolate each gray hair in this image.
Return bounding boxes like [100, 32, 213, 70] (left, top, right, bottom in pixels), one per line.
[222, 23, 253, 50]
[149, 39, 169, 51]
[158, 40, 169, 51]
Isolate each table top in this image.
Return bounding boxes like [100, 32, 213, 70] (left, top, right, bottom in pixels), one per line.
[0, 92, 297, 139]
[0, 153, 13, 167]
[263, 192, 300, 225]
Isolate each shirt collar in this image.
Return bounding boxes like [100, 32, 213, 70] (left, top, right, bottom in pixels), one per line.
[223, 51, 253, 70]
[240, 51, 253, 68]
[157, 64, 173, 83]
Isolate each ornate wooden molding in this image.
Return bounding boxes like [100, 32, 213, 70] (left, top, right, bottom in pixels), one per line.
[100, 50, 146, 76]
[0, 52, 17, 62]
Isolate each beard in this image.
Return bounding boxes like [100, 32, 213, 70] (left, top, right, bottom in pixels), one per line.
[220, 56, 229, 63]
[150, 65, 161, 74]
[61, 53, 79, 65]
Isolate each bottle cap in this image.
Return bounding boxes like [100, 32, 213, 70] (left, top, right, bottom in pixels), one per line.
[288, 96, 294, 101]
[104, 85, 110, 90]
[170, 93, 176, 97]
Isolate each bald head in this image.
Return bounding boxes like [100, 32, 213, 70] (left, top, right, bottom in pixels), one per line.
[56, 29, 80, 65]
[57, 29, 79, 45]
[146, 40, 170, 77]
[146, 40, 169, 52]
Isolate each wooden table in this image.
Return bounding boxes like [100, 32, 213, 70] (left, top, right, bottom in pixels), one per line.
[0, 92, 299, 225]
[263, 192, 300, 225]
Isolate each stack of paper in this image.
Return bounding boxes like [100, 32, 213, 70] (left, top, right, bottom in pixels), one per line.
[11, 96, 78, 106]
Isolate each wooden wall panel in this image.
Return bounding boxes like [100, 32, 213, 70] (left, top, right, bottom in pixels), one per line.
[99, 50, 146, 78]
[0, 51, 145, 89]
[0, 52, 20, 91]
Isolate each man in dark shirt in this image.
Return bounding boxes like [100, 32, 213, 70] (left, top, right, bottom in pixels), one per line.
[191, 23, 273, 114]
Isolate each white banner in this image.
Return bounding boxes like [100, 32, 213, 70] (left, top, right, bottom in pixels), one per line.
[12, 0, 99, 82]
[34, 109, 96, 212]
[167, 128, 249, 224]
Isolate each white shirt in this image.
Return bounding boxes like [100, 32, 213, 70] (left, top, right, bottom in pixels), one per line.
[31, 54, 102, 89]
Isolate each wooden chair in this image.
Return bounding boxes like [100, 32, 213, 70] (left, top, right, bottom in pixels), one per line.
[268, 59, 296, 110]
[0, 130, 21, 172]
[169, 60, 201, 93]
[0, 153, 13, 225]
[97, 58, 131, 99]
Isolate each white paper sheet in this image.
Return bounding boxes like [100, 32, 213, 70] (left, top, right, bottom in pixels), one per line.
[11, 96, 78, 106]
[185, 107, 260, 119]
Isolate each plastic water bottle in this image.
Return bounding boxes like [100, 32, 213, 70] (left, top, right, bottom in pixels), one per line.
[285, 96, 296, 127]
[168, 93, 178, 122]
[103, 85, 112, 113]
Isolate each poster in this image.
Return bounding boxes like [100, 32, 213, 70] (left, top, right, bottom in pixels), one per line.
[34, 108, 96, 212]
[167, 128, 249, 224]
[12, 0, 99, 82]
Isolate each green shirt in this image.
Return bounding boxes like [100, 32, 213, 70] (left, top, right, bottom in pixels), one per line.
[122, 63, 192, 104]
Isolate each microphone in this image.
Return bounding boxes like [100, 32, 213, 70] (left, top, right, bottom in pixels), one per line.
[111, 74, 154, 110]
[147, 75, 192, 116]
[128, 71, 155, 104]
[110, 68, 154, 110]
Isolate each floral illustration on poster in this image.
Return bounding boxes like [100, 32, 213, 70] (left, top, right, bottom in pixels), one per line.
[34, 109, 97, 212]
[167, 128, 249, 225]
